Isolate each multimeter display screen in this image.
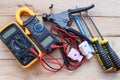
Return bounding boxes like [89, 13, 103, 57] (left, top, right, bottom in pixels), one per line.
[2, 27, 16, 39]
[41, 36, 53, 48]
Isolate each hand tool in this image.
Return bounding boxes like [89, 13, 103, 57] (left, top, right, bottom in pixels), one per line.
[74, 15, 87, 36]
[42, 5, 94, 70]
[42, 4, 94, 70]
[86, 12, 120, 72]
[16, 7, 59, 53]
[42, 4, 95, 45]
[80, 13, 113, 71]
[0, 22, 42, 69]
[74, 15, 94, 59]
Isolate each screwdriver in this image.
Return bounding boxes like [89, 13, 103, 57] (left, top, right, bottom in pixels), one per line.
[74, 15, 88, 37]
[80, 13, 113, 71]
[73, 15, 95, 55]
[86, 11, 120, 72]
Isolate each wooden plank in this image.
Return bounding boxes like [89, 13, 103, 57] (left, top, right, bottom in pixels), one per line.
[0, 16, 120, 36]
[0, 16, 120, 59]
[0, 0, 120, 16]
[0, 37, 120, 59]
[0, 58, 120, 80]
[71, 17, 120, 37]
[0, 0, 120, 80]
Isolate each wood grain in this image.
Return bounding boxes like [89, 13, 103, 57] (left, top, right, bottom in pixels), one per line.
[0, 0, 120, 16]
[0, 0, 120, 80]
[0, 16, 120, 36]
[0, 37, 120, 59]
[0, 59, 120, 80]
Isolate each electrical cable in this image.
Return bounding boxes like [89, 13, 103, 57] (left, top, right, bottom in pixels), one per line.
[50, 26, 86, 70]
[29, 25, 87, 71]
[30, 48, 63, 72]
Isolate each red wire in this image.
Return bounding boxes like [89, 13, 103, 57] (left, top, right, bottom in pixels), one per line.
[68, 57, 86, 69]
[42, 53, 63, 66]
[53, 26, 80, 39]
[50, 26, 86, 70]
[30, 25, 86, 71]
[50, 26, 63, 38]
[30, 48, 63, 72]
[39, 54, 61, 72]
[42, 51, 69, 71]
[50, 26, 83, 40]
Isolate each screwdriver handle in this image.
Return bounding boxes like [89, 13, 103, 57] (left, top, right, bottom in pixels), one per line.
[101, 39, 120, 72]
[92, 38, 113, 71]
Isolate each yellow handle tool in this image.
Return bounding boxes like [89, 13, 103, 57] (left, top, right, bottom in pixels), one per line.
[87, 12, 120, 72]
[80, 13, 113, 71]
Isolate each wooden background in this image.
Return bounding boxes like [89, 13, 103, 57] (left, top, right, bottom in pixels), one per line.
[0, 0, 120, 80]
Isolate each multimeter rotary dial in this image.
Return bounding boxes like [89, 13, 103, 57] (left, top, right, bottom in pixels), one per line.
[11, 36, 26, 54]
[14, 38, 26, 49]
[33, 23, 44, 32]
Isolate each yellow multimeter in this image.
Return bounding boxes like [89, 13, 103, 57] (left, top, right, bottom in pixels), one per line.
[0, 22, 42, 69]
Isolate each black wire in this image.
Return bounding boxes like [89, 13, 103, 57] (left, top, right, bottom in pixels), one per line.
[51, 26, 86, 70]
[60, 43, 83, 71]
[42, 59, 63, 70]
[65, 27, 92, 44]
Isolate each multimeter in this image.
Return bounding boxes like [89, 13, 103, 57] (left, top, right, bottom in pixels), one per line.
[0, 22, 42, 69]
[16, 7, 59, 53]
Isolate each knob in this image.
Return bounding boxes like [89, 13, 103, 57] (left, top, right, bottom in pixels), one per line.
[33, 23, 44, 32]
